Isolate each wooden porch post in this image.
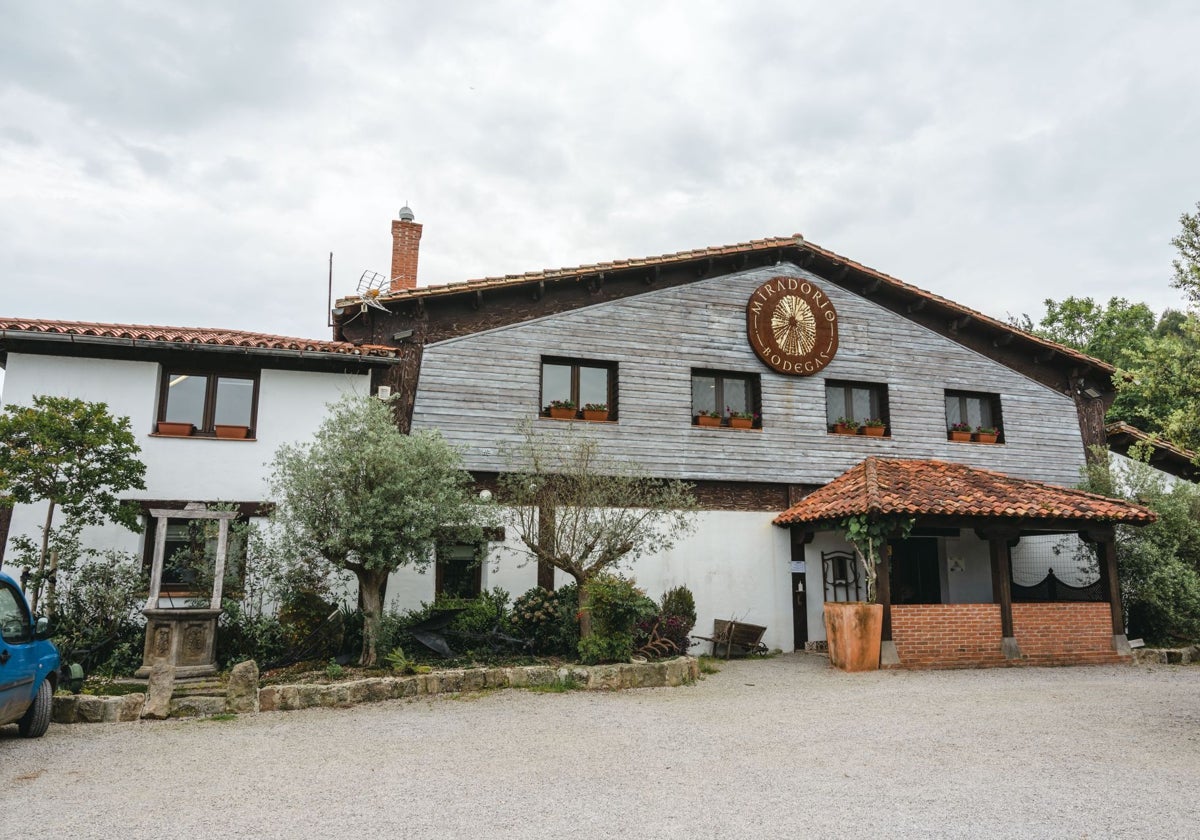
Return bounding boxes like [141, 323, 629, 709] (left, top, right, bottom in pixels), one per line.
[1089, 528, 1132, 655]
[981, 528, 1021, 660]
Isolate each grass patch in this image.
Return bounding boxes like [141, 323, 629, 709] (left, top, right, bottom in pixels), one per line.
[527, 677, 580, 693]
[697, 655, 721, 675]
[203, 713, 238, 722]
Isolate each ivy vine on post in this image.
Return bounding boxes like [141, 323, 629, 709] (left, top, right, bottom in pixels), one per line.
[840, 514, 916, 603]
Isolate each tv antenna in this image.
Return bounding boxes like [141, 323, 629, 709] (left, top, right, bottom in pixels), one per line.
[356, 270, 392, 311]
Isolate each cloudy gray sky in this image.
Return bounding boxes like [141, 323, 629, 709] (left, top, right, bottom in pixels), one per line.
[2, 1, 1199, 350]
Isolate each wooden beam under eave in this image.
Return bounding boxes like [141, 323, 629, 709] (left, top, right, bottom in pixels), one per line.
[861, 278, 881, 295]
[906, 298, 927, 314]
[949, 315, 972, 332]
[993, 331, 1014, 347]
[1035, 348, 1057, 364]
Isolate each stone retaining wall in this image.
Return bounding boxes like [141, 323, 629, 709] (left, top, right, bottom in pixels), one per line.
[51, 657, 700, 724]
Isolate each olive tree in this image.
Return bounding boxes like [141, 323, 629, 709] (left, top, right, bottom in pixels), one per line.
[497, 423, 697, 638]
[266, 394, 489, 666]
[0, 395, 146, 613]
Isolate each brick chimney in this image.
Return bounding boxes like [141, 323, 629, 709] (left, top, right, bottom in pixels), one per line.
[389, 205, 422, 292]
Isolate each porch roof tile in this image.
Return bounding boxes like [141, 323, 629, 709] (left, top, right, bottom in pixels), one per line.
[773, 457, 1156, 526]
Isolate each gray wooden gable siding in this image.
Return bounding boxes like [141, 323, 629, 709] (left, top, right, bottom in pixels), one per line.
[411, 263, 1086, 487]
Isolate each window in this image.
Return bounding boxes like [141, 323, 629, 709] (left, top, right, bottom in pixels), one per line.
[158, 369, 258, 437]
[825, 380, 889, 431]
[436, 543, 483, 599]
[691, 369, 762, 427]
[0, 581, 32, 644]
[140, 504, 259, 595]
[945, 390, 1003, 439]
[540, 357, 617, 420]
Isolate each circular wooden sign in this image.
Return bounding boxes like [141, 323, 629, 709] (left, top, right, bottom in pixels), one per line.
[746, 276, 838, 375]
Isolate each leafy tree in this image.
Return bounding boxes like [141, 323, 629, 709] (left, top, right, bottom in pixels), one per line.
[497, 424, 697, 639]
[1114, 316, 1200, 453]
[0, 395, 146, 613]
[1017, 295, 1156, 367]
[1171, 200, 1200, 308]
[1081, 446, 1200, 644]
[266, 394, 490, 666]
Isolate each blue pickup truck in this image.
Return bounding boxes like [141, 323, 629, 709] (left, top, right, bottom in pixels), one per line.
[0, 570, 60, 737]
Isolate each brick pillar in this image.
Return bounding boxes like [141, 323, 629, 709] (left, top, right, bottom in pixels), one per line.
[390, 208, 423, 292]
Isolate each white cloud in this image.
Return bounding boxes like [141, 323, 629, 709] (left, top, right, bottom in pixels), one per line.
[1, 0, 1198, 352]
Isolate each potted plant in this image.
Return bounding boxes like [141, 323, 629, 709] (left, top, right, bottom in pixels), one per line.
[861, 418, 886, 437]
[727, 406, 756, 429]
[833, 417, 858, 435]
[696, 409, 721, 427]
[582, 402, 610, 422]
[214, 424, 251, 439]
[156, 421, 194, 437]
[825, 513, 915, 672]
[547, 399, 577, 420]
[948, 421, 972, 442]
[973, 425, 1000, 444]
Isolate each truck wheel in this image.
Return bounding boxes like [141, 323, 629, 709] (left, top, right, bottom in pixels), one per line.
[18, 680, 52, 738]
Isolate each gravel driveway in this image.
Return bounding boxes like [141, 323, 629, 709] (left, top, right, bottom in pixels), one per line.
[3, 654, 1198, 839]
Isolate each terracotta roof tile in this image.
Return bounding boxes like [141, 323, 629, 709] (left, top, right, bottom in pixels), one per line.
[774, 457, 1155, 526]
[0, 318, 398, 359]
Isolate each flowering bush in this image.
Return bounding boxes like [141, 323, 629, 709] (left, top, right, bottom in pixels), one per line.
[949, 422, 972, 432]
[509, 584, 579, 655]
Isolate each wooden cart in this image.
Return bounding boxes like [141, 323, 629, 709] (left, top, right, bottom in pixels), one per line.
[693, 619, 768, 659]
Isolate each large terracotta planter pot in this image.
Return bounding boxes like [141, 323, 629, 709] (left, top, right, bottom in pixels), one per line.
[972, 432, 998, 444]
[823, 601, 883, 672]
[948, 430, 971, 442]
[834, 423, 857, 435]
[549, 407, 576, 420]
[582, 409, 610, 422]
[697, 415, 721, 427]
[214, 424, 250, 439]
[861, 425, 885, 437]
[729, 417, 753, 429]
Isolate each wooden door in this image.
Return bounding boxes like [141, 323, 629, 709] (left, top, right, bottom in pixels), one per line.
[792, 572, 809, 649]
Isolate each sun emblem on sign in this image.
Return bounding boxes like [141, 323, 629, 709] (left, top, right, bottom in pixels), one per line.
[770, 295, 816, 357]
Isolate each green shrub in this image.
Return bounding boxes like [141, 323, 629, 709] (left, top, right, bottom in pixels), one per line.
[39, 539, 146, 677]
[579, 574, 657, 664]
[216, 600, 287, 669]
[636, 584, 698, 657]
[376, 589, 513, 661]
[509, 584, 580, 655]
[660, 585, 697, 631]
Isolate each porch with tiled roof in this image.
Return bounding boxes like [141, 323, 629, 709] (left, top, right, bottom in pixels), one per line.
[775, 457, 1156, 669]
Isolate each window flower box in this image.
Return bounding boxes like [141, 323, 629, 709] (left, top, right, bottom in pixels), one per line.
[833, 418, 858, 435]
[972, 427, 1000, 444]
[214, 424, 251, 439]
[729, 417, 753, 429]
[948, 422, 972, 442]
[861, 419, 886, 437]
[547, 399, 577, 420]
[582, 403, 609, 422]
[156, 421, 194, 437]
[697, 413, 721, 427]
